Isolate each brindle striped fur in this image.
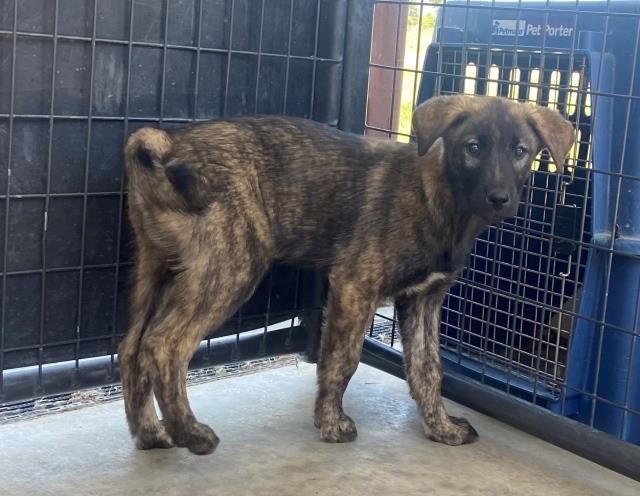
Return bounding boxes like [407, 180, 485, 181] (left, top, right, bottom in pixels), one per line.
[118, 95, 574, 454]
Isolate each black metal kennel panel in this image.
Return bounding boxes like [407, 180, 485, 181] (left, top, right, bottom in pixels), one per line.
[363, 0, 640, 475]
[0, 0, 364, 402]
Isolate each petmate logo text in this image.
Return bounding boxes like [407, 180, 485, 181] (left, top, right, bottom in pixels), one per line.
[492, 20, 574, 38]
[491, 20, 526, 36]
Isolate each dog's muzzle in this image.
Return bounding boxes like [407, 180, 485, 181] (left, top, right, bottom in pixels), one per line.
[486, 190, 510, 210]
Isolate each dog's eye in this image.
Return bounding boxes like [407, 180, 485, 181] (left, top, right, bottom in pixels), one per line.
[514, 146, 527, 158]
[466, 142, 480, 156]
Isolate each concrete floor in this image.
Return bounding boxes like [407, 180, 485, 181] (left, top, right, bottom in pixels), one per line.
[1, 362, 639, 496]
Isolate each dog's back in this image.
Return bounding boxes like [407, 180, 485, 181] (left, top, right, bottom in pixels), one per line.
[125, 116, 417, 266]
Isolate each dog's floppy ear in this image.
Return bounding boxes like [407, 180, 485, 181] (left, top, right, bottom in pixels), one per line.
[526, 106, 574, 174]
[412, 95, 471, 156]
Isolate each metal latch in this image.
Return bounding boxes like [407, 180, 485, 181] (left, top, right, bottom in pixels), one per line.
[553, 204, 581, 256]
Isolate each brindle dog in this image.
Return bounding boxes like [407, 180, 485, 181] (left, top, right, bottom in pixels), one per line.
[119, 95, 574, 455]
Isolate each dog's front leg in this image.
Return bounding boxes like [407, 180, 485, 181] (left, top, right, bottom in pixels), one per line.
[314, 276, 377, 443]
[396, 290, 478, 445]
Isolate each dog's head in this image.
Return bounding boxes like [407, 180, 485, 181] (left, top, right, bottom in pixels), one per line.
[412, 95, 574, 222]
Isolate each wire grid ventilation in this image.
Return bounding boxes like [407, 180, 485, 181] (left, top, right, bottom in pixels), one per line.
[440, 49, 592, 389]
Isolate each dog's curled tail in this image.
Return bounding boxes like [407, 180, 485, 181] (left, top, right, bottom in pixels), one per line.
[125, 127, 173, 172]
[125, 127, 211, 212]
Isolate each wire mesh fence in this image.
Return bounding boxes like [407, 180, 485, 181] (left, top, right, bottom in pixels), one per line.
[366, 0, 640, 445]
[0, 0, 347, 403]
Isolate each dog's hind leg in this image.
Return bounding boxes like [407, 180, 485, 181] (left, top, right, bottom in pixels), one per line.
[314, 274, 377, 443]
[138, 222, 270, 455]
[118, 248, 173, 450]
[396, 290, 478, 446]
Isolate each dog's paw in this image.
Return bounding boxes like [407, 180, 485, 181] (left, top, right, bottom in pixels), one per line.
[171, 421, 220, 455]
[427, 416, 478, 446]
[317, 413, 358, 443]
[135, 425, 174, 450]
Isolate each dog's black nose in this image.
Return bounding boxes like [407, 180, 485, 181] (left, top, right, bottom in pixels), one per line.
[487, 190, 510, 209]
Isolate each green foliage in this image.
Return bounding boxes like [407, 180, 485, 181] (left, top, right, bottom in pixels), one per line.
[406, 4, 439, 29]
[398, 100, 414, 143]
[395, 3, 442, 141]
